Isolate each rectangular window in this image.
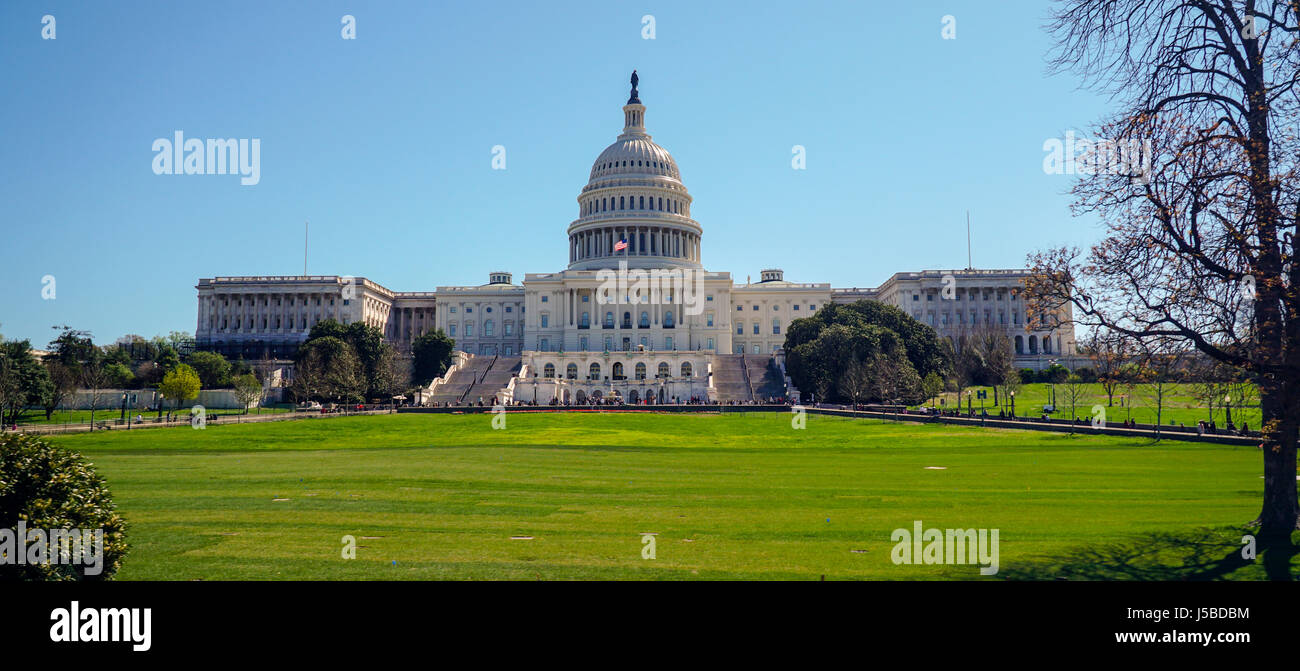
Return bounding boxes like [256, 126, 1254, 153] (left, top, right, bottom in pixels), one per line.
[707, 338, 714, 350]
[665, 336, 673, 350]
[706, 313, 714, 327]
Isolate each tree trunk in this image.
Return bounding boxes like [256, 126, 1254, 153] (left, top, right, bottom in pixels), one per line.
[1255, 379, 1300, 536]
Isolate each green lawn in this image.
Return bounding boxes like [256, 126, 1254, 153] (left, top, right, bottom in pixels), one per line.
[49, 412, 1295, 580]
[931, 382, 1261, 429]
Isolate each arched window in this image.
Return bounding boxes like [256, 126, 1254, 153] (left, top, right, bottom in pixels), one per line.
[566, 363, 578, 379]
[635, 363, 647, 380]
[543, 363, 555, 378]
[639, 311, 650, 328]
[663, 310, 674, 328]
[589, 363, 601, 379]
[658, 362, 670, 378]
[613, 362, 625, 380]
[604, 311, 614, 328]
[622, 312, 632, 328]
[639, 196, 645, 209]
[484, 320, 494, 337]
[1015, 335, 1024, 354]
[464, 322, 474, 337]
[619, 196, 625, 210]
[680, 362, 693, 377]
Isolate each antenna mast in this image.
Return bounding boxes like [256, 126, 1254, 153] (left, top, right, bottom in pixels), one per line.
[966, 211, 972, 270]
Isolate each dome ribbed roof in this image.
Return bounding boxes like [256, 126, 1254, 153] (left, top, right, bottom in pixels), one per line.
[589, 137, 680, 180]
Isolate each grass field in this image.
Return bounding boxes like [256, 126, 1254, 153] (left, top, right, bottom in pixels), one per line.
[49, 411, 1296, 580]
[931, 382, 1261, 429]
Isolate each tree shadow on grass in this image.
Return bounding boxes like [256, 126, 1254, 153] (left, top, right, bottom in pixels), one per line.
[1001, 527, 1299, 581]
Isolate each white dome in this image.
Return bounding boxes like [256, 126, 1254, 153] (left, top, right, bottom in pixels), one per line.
[567, 74, 702, 271]
[589, 137, 680, 181]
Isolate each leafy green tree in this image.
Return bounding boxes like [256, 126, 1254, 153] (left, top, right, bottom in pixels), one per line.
[104, 362, 133, 388]
[0, 339, 53, 425]
[304, 320, 394, 398]
[154, 345, 180, 372]
[296, 336, 365, 402]
[158, 363, 201, 419]
[412, 329, 455, 386]
[0, 433, 129, 580]
[42, 359, 77, 420]
[784, 300, 949, 404]
[922, 371, 945, 408]
[186, 351, 232, 388]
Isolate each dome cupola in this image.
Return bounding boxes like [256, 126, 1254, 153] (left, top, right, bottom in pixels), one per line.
[567, 72, 702, 271]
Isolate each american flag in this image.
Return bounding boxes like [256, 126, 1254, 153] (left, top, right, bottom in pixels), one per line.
[614, 238, 628, 252]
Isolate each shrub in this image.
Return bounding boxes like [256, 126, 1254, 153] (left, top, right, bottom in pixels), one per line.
[0, 433, 128, 580]
[1018, 368, 1036, 384]
[1073, 367, 1098, 383]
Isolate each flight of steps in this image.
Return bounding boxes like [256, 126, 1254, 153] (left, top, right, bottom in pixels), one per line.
[743, 354, 787, 401]
[711, 354, 752, 403]
[426, 356, 494, 405]
[476, 356, 521, 400]
[427, 355, 522, 405]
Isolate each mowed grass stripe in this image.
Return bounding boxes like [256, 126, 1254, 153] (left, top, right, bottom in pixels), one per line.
[49, 412, 1285, 580]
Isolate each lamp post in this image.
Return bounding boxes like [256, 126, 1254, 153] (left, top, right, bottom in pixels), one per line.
[1224, 393, 1233, 427]
[1010, 390, 1016, 418]
[1048, 358, 1059, 414]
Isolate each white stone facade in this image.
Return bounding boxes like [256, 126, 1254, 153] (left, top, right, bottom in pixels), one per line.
[195, 78, 1075, 375]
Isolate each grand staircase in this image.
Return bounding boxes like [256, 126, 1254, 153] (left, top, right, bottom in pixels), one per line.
[711, 354, 752, 402]
[743, 354, 787, 401]
[427, 355, 495, 405]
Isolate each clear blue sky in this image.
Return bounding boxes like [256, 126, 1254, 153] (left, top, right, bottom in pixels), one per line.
[0, 0, 1111, 348]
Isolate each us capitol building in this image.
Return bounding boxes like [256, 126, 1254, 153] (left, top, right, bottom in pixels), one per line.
[195, 74, 1075, 404]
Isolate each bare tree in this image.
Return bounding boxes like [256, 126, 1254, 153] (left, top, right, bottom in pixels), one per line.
[1136, 339, 1191, 439]
[1027, 1, 1300, 536]
[838, 358, 872, 408]
[43, 360, 77, 420]
[1060, 374, 1091, 427]
[290, 349, 325, 403]
[80, 357, 111, 431]
[1089, 329, 1130, 407]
